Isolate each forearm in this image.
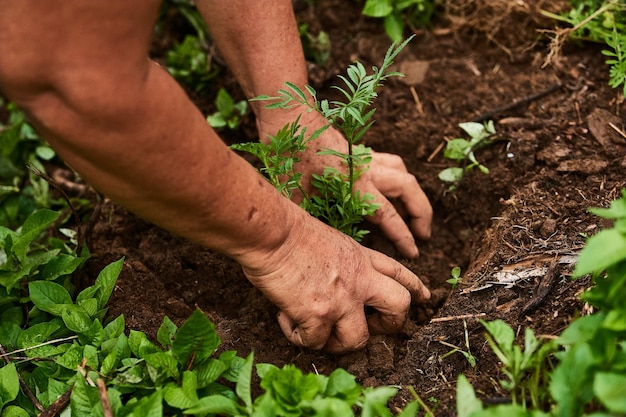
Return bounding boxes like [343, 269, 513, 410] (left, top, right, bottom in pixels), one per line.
[21, 63, 299, 267]
[196, 0, 309, 119]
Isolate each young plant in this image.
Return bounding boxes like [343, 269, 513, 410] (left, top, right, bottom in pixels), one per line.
[446, 266, 463, 289]
[481, 320, 557, 408]
[361, 0, 437, 42]
[235, 37, 414, 241]
[206, 87, 248, 130]
[166, 35, 218, 93]
[439, 319, 477, 368]
[438, 120, 496, 190]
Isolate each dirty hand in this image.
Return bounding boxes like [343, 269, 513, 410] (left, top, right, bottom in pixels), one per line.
[241, 212, 431, 353]
[257, 110, 433, 259]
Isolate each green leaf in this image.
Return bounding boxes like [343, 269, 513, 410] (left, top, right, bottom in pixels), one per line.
[384, 13, 404, 43]
[1, 405, 30, 417]
[157, 316, 177, 349]
[10, 209, 60, 261]
[70, 373, 103, 417]
[456, 375, 483, 417]
[361, 386, 397, 417]
[184, 395, 241, 415]
[40, 254, 85, 281]
[62, 304, 93, 333]
[28, 280, 72, 314]
[173, 309, 220, 368]
[93, 258, 123, 310]
[236, 353, 254, 410]
[574, 228, 626, 277]
[164, 371, 199, 409]
[362, 0, 393, 18]
[128, 330, 159, 358]
[215, 88, 235, 114]
[438, 167, 464, 183]
[594, 372, 626, 413]
[0, 363, 20, 411]
[443, 138, 471, 161]
[124, 390, 163, 417]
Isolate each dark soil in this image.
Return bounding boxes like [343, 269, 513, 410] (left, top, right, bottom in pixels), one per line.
[72, 1, 626, 415]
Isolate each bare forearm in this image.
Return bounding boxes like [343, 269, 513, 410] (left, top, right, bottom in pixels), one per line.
[24, 63, 297, 266]
[196, 0, 308, 117]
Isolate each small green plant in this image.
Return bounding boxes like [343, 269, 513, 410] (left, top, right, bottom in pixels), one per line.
[299, 23, 331, 67]
[446, 266, 463, 289]
[361, 0, 437, 42]
[541, 0, 626, 96]
[234, 37, 413, 241]
[439, 320, 477, 368]
[166, 35, 218, 93]
[438, 120, 496, 190]
[206, 88, 248, 130]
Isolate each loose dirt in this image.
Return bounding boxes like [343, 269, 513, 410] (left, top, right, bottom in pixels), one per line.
[72, 1, 626, 415]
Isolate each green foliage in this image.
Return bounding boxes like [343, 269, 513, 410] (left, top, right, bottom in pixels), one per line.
[235, 38, 413, 241]
[542, 0, 626, 96]
[206, 87, 248, 130]
[0, 99, 60, 229]
[458, 189, 626, 416]
[0, 208, 418, 416]
[361, 0, 437, 42]
[166, 35, 218, 93]
[438, 121, 496, 190]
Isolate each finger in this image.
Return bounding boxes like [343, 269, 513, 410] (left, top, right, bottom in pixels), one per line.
[368, 162, 433, 241]
[323, 311, 369, 354]
[364, 275, 412, 335]
[276, 311, 332, 350]
[370, 151, 409, 172]
[369, 249, 431, 302]
[360, 182, 419, 258]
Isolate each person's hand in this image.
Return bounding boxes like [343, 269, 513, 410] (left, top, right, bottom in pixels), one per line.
[241, 212, 431, 353]
[257, 109, 433, 258]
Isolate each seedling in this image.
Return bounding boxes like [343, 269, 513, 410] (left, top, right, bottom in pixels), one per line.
[166, 35, 218, 93]
[207, 88, 248, 130]
[235, 37, 414, 240]
[438, 120, 496, 190]
[439, 320, 476, 368]
[446, 266, 463, 289]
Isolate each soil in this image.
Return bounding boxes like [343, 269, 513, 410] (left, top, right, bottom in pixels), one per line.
[68, 1, 626, 415]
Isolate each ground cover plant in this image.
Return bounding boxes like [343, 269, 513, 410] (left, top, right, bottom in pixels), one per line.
[2, 0, 626, 415]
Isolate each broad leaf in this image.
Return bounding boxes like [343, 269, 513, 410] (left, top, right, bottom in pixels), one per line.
[173, 309, 219, 368]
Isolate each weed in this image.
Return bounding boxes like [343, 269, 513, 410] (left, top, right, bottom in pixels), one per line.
[235, 37, 414, 240]
[438, 120, 496, 190]
[206, 88, 248, 130]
